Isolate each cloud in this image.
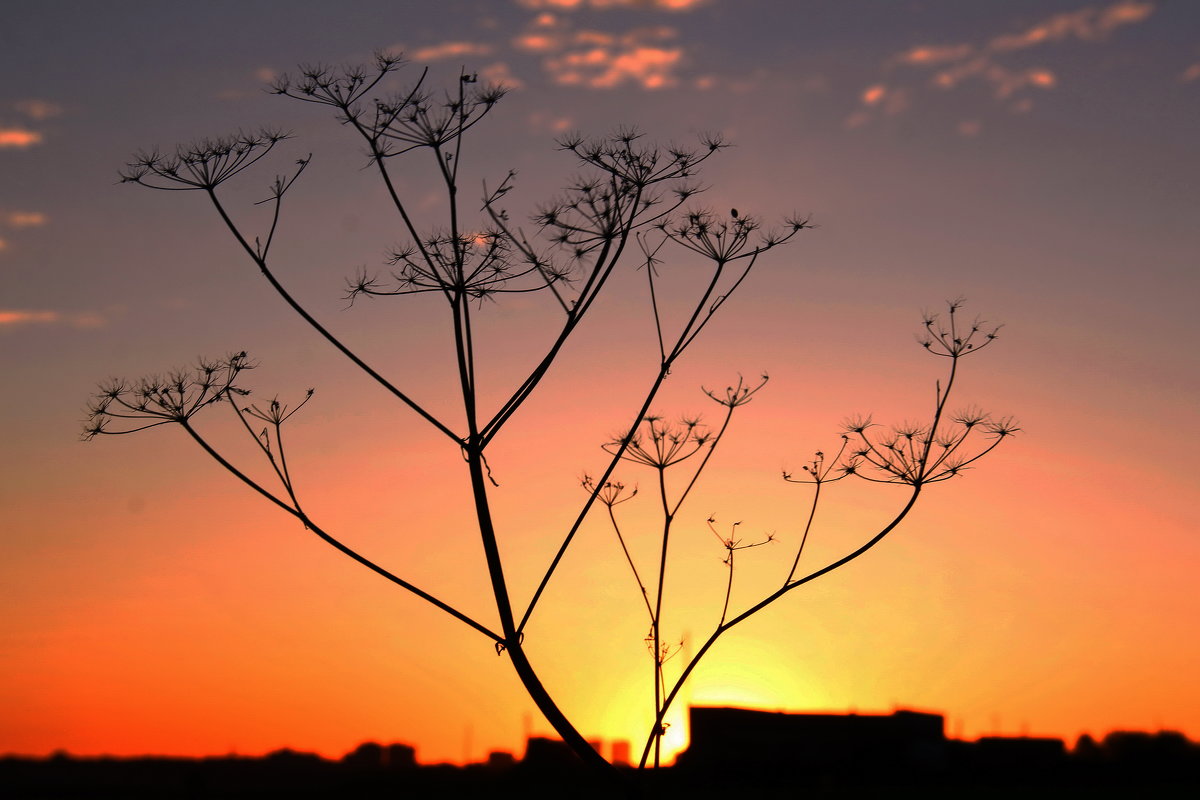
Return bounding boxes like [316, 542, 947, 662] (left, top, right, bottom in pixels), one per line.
[932, 59, 1057, 98]
[409, 41, 495, 62]
[515, 32, 558, 52]
[854, 84, 909, 116]
[14, 99, 63, 120]
[480, 61, 525, 89]
[0, 309, 106, 330]
[0, 309, 58, 326]
[0, 128, 43, 148]
[895, 44, 974, 66]
[690, 67, 784, 94]
[849, 1, 1155, 128]
[843, 110, 871, 130]
[989, 0, 1154, 51]
[957, 119, 983, 137]
[5, 211, 48, 228]
[512, 0, 706, 91]
[0, 311, 55, 326]
[861, 84, 886, 105]
[517, 0, 583, 7]
[516, 0, 708, 10]
[1182, 63, 1200, 83]
[532, 26, 684, 89]
[547, 44, 681, 89]
[71, 312, 107, 328]
[528, 110, 574, 133]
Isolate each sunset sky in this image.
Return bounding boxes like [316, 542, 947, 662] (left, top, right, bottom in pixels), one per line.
[2, 0, 1198, 766]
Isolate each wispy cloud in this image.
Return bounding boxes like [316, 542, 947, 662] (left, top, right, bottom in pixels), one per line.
[931, 60, 1057, 97]
[0, 128, 43, 148]
[528, 110, 574, 133]
[516, 0, 708, 10]
[894, 44, 975, 67]
[0, 309, 106, 330]
[862, 85, 886, 105]
[518, 23, 685, 89]
[511, 0, 704, 89]
[5, 211, 48, 228]
[0, 211, 48, 251]
[1182, 62, 1200, 83]
[540, 26, 681, 88]
[514, 30, 559, 53]
[848, 1, 1156, 129]
[408, 41, 495, 62]
[1, 100, 59, 147]
[845, 83, 912, 130]
[378, 42, 519, 94]
[846, 83, 910, 127]
[479, 61, 526, 89]
[14, 99, 63, 120]
[988, 0, 1154, 51]
[957, 119, 983, 138]
[690, 66, 792, 94]
[0, 310, 58, 326]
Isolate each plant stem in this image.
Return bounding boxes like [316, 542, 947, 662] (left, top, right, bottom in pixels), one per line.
[465, 444, 618, 779]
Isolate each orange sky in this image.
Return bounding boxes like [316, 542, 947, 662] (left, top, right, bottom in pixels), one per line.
[2, 0, 1198, 765]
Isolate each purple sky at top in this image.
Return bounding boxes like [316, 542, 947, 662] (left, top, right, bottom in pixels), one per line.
[4, 0, 1195, 469]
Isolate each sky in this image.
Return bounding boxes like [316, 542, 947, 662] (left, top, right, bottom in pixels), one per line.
[2, 0, 1198, 766]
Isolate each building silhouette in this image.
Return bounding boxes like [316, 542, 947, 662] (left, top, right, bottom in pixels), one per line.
[677, 705, 948, 778]
[609, 739, 631, 766]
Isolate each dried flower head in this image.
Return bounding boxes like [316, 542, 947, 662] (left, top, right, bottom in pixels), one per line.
[581, 474, 638, 507]
[83, 352, 253, 440]
[703, 373, 769, 408]
[120, 131, 291, 191]
[918, 297, 1002, 357]
[604, 415, 711, 469]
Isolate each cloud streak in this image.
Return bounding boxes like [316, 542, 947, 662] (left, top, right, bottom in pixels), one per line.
[15, 99, 63, 120]
[510, 0, 706, 89]
[545, 40, 681, 89]
[479, 61, 525, 89]
[0, 309, 106, 330]
[5, 211, 48, 228]
[517, 22, 685, 89]
[849, 1, 1157, 130]
[988, 0, 1154, 51]
[408, 41, 495, 62]
[516, 0, 708, 10]
[0, 128, 43, 148]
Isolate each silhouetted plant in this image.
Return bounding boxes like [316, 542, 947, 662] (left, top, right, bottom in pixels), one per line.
[598, 298, 1018, 767]
[85, 51, 1013, 786]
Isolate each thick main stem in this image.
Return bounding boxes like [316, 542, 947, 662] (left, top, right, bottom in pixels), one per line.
[465, 445, 616, 779]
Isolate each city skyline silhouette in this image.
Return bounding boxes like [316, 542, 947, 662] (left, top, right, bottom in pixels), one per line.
[2, 0, 1197, 779]
[5, 704, 1197, 796]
